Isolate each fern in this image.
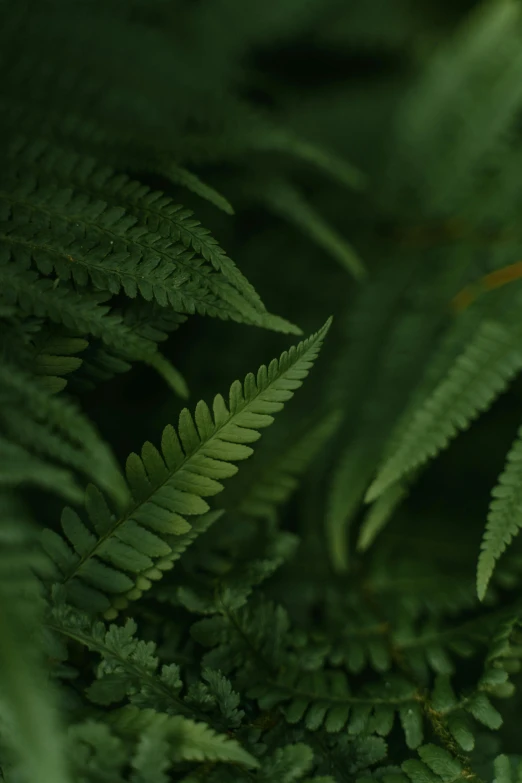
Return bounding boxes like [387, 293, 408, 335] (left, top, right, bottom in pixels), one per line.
[0, 173, 287, 330]
[230, 411, 341, 521]
[161, 161, 235, 216]
[254, 177, 366, 280]
[40, 321, 331, 616]
[108, 706, 258, 767]
[0, 250, 159, 360]
[8, 137, 264, 313]
[0, 493, 69, 783]
[0, 437, 82, 502]
[477, 422, 522, 599]
[0, 361, 128, 506]
[357, 482, 408, 552]
[367, 318, 522, 502]
[5, 1, 522, 778]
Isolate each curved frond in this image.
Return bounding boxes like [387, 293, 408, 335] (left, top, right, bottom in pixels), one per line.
[478, 425, 522, 599]
[0, 436, 82, 502]
[357, 482, 408, 552]
[326, 438, 377, 572]
[162, 161, 235, 215]
[367, 320, 522, 502]
[0, 250, 157, 360]
[0, 361, 128, 507]
[6, 137, 271, 320]
[40, 320, 331, 616]
[233, 411, 341, 521]
[255, 178, 366, 280]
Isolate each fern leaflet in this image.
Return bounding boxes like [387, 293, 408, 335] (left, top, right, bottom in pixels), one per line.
[255, 178, 366, 280]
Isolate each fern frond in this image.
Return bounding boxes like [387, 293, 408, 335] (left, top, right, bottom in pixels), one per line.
[49, 609, 183, 711]
[74, 299, 189, 392]
[0, 362, 128, 507]
[258, 671, 422, 749]
[109, 705, 259, 768]
[64, 720, 126, 783]
[326, 437, 377, 572]
[0, 436, 83, 502]
[327, 260, 460, 567]
[0, 175, 259, 324]
[233, 411, 341, 521]
[162, 161, 235, 215]
[249, 125, 366, 192]
[2, 252, 188, 395]
[176, 526, 297, 619]
[255, 178, 366, 280]
[402, 744, 465, 783]
[367, 319, 522, 502]
[41, 320, 331, 616]
[0, 493, 70, 783]
[7, 138, 265, 316]
[50, 601, 246, 736]
[478, 425, 522, 599]
[0, 251, 158, 360]
[145, 352, 190, 399]
[357, 482, 408, 552]
[191, 598, 290, 681]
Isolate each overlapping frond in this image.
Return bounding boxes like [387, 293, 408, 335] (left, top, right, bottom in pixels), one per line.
[0, 437, 82, 502]
[0, 249, 158, 360]
[0, 170, 294, 331]
[392, 0, 522, 211]
[232, 411, 341, 521]
[8, 137, 265, 314]
[0, 361, 128, 507]
[40, 321, 331, 617]
[0, 493, 70, 783]
[254, 177, 366, 280]
[357, 482, 408, 552]
[49, 603, 244, 730]
[255, 671, 422, 749]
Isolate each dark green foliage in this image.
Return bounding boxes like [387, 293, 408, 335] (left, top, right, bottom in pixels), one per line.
[4, 1, 522, 781]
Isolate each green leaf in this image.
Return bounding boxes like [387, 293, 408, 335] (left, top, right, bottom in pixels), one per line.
[465, 692, 502, 729]
[399, 704, 423, 749]
[42, 321, 331, 616]
[417, 744, 463, 782]
[477, 423, 522, 599]
[367, 320, 522, 502]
